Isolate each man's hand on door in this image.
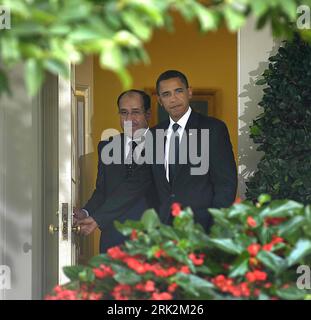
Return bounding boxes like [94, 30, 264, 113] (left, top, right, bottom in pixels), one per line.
[77, 217, 98, 236]
[73, 207, 88, 224]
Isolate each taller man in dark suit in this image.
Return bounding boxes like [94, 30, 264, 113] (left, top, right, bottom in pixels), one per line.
[78, 70, 237, 235]
[74, 89, 158, 252]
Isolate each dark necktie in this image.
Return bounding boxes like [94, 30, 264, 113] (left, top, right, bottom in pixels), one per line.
[125, 140, 138, 178]
[168, 123, 180, 185]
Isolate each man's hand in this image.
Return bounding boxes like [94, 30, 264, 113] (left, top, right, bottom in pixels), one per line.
[73, 207, 88, 224]
[77, 217, 98, 236]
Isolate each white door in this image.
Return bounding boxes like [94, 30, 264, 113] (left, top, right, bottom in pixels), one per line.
[43, 66, 78, 295]
[57, 65, 78, 284]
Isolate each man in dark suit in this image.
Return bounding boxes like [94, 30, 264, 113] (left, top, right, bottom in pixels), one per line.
[74, 89, 158, 253]
[78, 70, 237, 235]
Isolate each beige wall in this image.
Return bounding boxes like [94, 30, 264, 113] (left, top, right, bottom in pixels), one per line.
[93, 14, 238, 158]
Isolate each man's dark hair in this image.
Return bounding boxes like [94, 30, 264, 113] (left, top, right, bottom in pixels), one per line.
[156, 70, 189, 94]
[117, 89, 151, 112]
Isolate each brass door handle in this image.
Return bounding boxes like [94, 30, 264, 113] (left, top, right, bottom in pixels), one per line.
[49, 224, 58, 235]
[72, 225, 81, 234]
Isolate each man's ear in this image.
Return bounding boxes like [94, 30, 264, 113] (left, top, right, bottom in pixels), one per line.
[157, 95, 163, 107]
[188, 87, 193, 99]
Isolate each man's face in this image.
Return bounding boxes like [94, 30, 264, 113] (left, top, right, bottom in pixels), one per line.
[157, 77, 192, 122]
[119, 93, 150, 138]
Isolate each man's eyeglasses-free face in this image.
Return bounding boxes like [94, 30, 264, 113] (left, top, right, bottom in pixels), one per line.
[159, 87, 185, 99]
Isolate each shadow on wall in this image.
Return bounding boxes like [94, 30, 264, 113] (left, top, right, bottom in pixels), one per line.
[0, 65, 34, 298]
[238, 41, 281, 198]
[0, 207, 29, 287]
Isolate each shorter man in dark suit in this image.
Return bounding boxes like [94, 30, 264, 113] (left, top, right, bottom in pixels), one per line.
[74, 90, 158, 253]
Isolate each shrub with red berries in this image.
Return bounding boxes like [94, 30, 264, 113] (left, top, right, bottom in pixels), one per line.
[47, 195, 311, 300]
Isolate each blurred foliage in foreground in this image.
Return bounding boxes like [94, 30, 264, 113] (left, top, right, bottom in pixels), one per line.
[47, 196, 311, 300]
[1, 0, 311, 96]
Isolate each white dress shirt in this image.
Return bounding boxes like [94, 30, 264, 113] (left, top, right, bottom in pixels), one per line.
[165, 107, 192, 182]
[125, 128, 148, 161]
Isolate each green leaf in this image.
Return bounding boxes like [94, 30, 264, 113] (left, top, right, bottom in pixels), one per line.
[0, 37, 20, 63]
[259, 200, 303, 218]
[5, 0, 30, 17]
[112, 265, 141, 285]
[305, 205, 311, 224]
[114, 219, 143, 235]
[116, 68, 132, 89]
[257, 194, 271, 205]
[258, 226, 273, 244]
[229, 254, 249, 278]
[68, 26, 104, 42]
[44, 59, 69, 79]
[0, 68, 11, 96]
[63, 265, 86, 281]
[159, 224, 179, 240]
[20, 44, 44, 59]
[281, 0, 299, 20]
[206, 238, 243, 255]
[257, 250, 286, 273]
[174, 273, 215, 297]
[195, 265, 213, 275]
[24, 59, 44, 96]
[88, 254, 111, 268]
[129, 1, 164, 26]
[78, 268, 95, 282]
[256, 78, 266, 85]
[114, 220, 132, 236]
[227, 203, 254, 219]
[250, 0, 269, 17]
[278, 216, 305, 237]
[49, 24, 71, 36]
[250, 125, 261, 136]
[223, 6, 246, 31]
[121, 10, 152, 40]
[164, 246, 189, 265]
[32, 8, 56, 24]
[276, 286, 308, 300]
[58, 1, 92, 22]
[287, 239, 311, 267]
[99, 43, 124, 71]
[114, 31, 141, 47]
[11, 22, 47, 36]
[141, 209, 161, 232]
[208, 209, 231, 228]
[193, 4, 218, 31]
